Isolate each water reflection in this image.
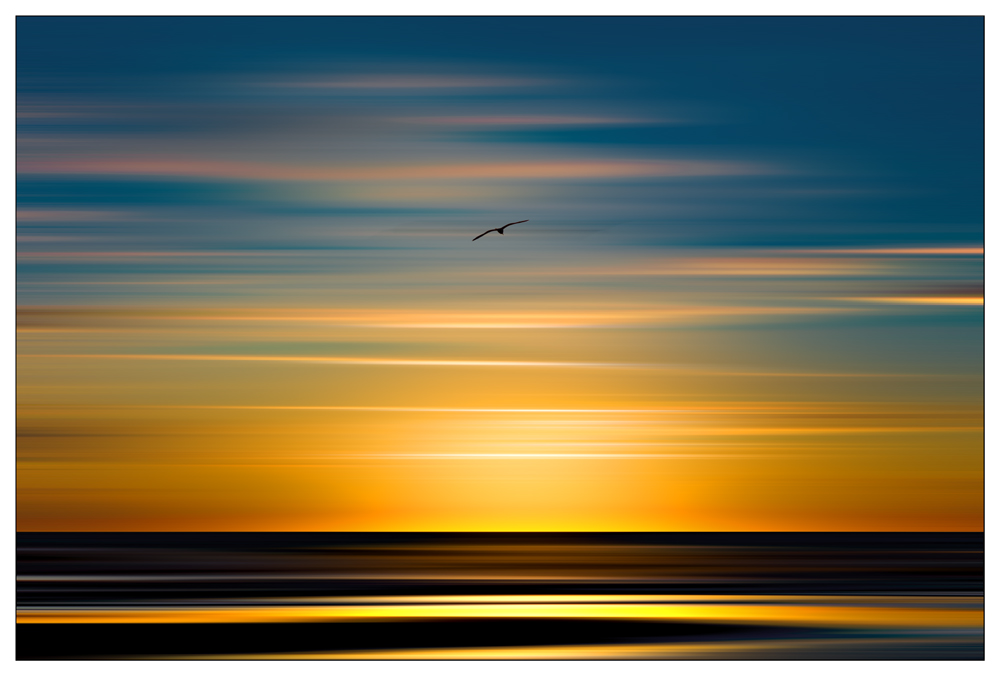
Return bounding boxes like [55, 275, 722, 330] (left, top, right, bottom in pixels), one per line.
[17, 532, 982, 660]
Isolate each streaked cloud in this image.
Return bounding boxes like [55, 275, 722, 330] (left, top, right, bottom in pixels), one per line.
[577, 256, 889, 277]
[17, 250, 281, 260]
[16, 235, 89, 243]
[404, 115, 655, 127]
[519, 246, 982, 280]
[805, 246, 983, 256]
[355, 306, 849, 328]
[267, 75, 551, 90]
[19, 156, 769, 182]
[337, 183, 523, 205]
[28, 353, 629, 369]
[357, 453, 757, 459]
[24, 354, 957, 380]
[16, 209, 131, 222]
[16, 304, 854, 331]
[31, 401, 979, 414]
[839, 296, 983, 306]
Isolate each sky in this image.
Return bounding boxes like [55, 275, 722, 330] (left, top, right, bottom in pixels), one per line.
[16, 16, 983, 531]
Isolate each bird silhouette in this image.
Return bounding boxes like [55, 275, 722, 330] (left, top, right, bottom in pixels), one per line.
[472, 220, 528, 241]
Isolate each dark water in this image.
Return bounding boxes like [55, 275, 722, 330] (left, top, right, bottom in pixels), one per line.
[17, 532, 983, 660]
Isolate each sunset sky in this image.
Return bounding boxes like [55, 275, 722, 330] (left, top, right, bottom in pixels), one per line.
[17, 16, 983, 531]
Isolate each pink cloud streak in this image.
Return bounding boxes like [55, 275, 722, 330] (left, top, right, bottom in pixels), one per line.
[19, 157, 768, 182]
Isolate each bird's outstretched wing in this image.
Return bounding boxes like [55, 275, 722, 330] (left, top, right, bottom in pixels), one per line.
[473, 220, 528, 241]
[472, 228, 499, 241]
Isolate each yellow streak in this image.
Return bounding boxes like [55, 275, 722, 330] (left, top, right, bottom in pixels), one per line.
[42, 404, 678, 413]
[358, 454, 753, 459]
[196, 644, 673, 660]
[15, 304, 855, 330]
[17, 603, 980, 628]
[188, 637, 973, 660]
[679, 426, 981, 435]
[174, 307, 845, 328]
[266, 594, 982, 605]
[20, 354, 956, 379]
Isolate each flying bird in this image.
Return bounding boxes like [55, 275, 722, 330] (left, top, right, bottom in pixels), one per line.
[472, 220, 528, 241]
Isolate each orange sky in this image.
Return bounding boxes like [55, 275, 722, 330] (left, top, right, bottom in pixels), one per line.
[17, 295, 982, 531]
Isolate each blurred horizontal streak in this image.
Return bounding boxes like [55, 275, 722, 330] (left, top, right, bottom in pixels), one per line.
[668, 426, 981, 435]
[17, 464, 481, 470]
[838, 296, 983, 306]
[267, 75, 550, 89]
[17, 236, 89, 243]
[18, 251, 282, 260]
[522, 248, 981, 280]
[22, 280, 244, 285]
[192, 637, 980, 660]
[16, 591, 982, 608]
[403, 115, 654, 127]
[361, 307, 853, 328]
[15, 305, 858, 330]
[33, 405, 685, 413]
[21, 402, 975, 413]
[16, 209, 131, 222]
[125, 646, 668, 660]
[16, 603, 981, 627]
[577, 257, 889, 277]
[204, 594, 984, 606]
[19, 157, 767, 182]
[25, 354, 629, 369]
[705, 372, 978, 379]
[352, 454, 763, 459]
[21, 354, 964, 378]
[803, 247, 983, 256]
[16, 575, 361, 582]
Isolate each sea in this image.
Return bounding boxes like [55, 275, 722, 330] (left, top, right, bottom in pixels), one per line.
[17, 532, 983, 660]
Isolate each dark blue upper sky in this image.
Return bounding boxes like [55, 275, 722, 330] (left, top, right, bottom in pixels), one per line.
[18, 16, 983, 243]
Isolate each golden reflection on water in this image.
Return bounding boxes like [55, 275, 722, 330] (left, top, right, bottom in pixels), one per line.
[19, 595, 982, 628]
[186, 637, 977, 661]
[17, 532, 983, 659]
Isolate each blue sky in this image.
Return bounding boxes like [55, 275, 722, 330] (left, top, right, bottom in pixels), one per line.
[18, 16, 982, 240]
